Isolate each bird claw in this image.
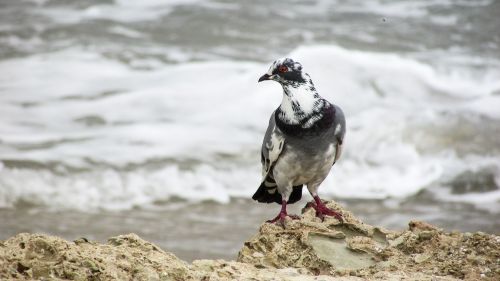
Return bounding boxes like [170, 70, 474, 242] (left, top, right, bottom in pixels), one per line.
[318, 207, 343, 223]
[308, 201, 344, 223]
[266, 212, 300, 227]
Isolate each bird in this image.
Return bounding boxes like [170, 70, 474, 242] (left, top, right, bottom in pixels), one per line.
[252, 58, 346, 225]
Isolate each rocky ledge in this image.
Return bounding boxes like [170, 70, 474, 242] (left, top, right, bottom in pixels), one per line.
[1, 201, 499, 280]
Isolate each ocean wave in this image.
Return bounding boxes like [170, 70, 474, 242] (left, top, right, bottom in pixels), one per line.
[31, 0, 206, 24]
[1, 44, 499, 211]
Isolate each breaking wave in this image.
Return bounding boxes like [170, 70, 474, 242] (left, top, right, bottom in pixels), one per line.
[1, 44, 499, 211]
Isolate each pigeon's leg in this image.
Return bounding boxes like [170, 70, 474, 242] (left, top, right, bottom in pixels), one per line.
[266, 200, 300, 225]
[267, 180, 300, 226]
[307, 184, 343, 222]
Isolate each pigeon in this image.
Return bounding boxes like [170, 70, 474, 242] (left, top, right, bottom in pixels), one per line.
[252, 58, 346, 225]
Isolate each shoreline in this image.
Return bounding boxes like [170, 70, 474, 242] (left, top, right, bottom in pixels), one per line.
[1, 196, 498, 263]
[1, 201, 498, 280]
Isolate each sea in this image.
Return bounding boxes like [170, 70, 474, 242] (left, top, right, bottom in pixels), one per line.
[1, 0, 499, 261]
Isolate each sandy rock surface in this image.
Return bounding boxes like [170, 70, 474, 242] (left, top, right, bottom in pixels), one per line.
[238, 201, 500, 280]
[1, 201, 498, 281]
[0, 233, 191, 281]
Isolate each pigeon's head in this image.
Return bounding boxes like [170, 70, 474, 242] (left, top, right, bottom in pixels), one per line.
[258, 58, 306, 85]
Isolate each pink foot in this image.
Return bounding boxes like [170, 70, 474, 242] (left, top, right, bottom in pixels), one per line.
[266, 200, 300, 226]
[309, 196, 344, 222]
[266, 213, 300, 224]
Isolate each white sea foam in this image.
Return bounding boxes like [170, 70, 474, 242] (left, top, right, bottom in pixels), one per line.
[32, 0, 205, 24]
[1, 44, 499, 211]
[333, 0, 494, 18]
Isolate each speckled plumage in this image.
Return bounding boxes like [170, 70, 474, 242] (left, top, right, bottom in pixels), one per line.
[253, 58, 346, 224]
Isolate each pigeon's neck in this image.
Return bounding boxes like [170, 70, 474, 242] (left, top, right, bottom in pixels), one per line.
[278, 78, 326, 127]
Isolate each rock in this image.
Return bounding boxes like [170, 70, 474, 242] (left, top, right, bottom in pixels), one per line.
[0, 201, 498, 281]
[414, 253, 432, 264]
[310, 233, 376, 271]
[389, 234, 406, 248]
[190, 259, 355, 281]
[409, 220, 441, 233]
[237, 201, 499, 280]
[0, 233, 192, 281]
[448, 168, 499, 194]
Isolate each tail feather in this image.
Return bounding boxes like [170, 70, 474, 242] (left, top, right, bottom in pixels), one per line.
[252, 181, 282, 204]
[288, 185, 303, 204]
[252, 177, 303, 204]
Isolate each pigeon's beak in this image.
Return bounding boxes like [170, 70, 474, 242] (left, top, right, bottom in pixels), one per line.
[258, 74, 271, 82]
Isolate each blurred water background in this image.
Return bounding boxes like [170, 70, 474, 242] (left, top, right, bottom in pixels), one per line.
[1, 0, 499, 260]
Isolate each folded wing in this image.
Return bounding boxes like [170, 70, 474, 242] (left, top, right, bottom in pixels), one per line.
[252, 112, 303, 204]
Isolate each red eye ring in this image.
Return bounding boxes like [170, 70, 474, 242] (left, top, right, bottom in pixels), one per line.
[278, 66, 288, 73]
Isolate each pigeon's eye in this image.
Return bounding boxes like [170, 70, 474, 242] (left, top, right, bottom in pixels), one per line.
[278, 66, 288, 73]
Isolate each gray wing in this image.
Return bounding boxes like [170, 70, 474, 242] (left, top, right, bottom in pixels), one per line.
[260, 111, 285, 182]
[332, 104, 346, 165]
